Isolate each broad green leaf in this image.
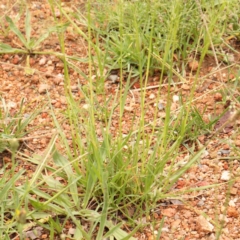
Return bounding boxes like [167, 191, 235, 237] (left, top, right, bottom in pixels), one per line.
[0, 43, 26, 53]
[25, 9, 31, 44]
[6, 16, 27, 47]
[0, 42, 13, 50]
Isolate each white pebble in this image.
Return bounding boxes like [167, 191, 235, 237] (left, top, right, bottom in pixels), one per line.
[149, 93, 155, 99]
[220, 171, 231, 181]
[173, 95, 179, 102]
[39, 57, 47, 66]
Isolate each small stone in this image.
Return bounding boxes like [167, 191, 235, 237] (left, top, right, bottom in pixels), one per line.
[12, 55, 20, 64]
[227, 206, 238, 218]
[188, 60, 199, 71]
[71, 85, 78, 92]
[54, 101, 61, 108]
[41, 112, 48, 118]
[55, 10, 61, 18]
[234, 140, 240, 147]
[157, 112, 166, 118]
[197, 199, 205, 206]
[3, 54, 10, 60]
[39, 57, 47, 66]
[214, 92, 222, 102]
[7, 101, 17, 109]
[172, 95, 179, 102]
[149, 93, 155, 99]
[158, 102, 165, 110]
[220, 171, 231, 181]
[226, 53, 235, 63]
[196, 216, 214, 233]
[161, 208, 177, 217]
[83, 104, 90, 110]
[31, 75, 39, 84]
[161, 227, 169, 232]
[107, 74, 119, 83]
[230, 188, 237, 195]
[124, 106, 133, 112]
[181, 84, 190, 90]
[68, 228, 76, 235]
[171, 219, 181, 229]
[229, 199, 236, 207]
[183, 210, 192, 218]
[38, 84, 50, 94]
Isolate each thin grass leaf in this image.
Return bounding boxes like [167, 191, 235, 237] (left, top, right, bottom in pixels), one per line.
[105, 220, 137, 240]
[44, 176, 81, 205]
[96, 172, 108, 240]
[166, 147, 205, 190]
[63, 208, 90, 239]
[0, 43, 26, 54]
[52, 148, 79, 206]
[28, 191, 65, 213]
[156, 217, 165, 240]
[29, 135, 58, 187]
[83, 157, 98, 208]
[32, 25, 64, 49]
[25, 9, 31, 44]
[31, 31, 51, 49]
[6, 16, 27, 47]
[0, 170, 24, 201]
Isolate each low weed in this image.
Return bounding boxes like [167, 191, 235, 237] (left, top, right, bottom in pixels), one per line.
[0, 98, 38, 158]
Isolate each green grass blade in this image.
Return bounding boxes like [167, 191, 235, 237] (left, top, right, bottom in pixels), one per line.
[0, 43, 27, 54]
[32, 24, 67, 49]
[25, 9, 31, 44]
[96, 172, 108, 240]
[6, 16, 27, 47]
[0, 170, 24, 202]
[29, 135, 58, 187]
[52, 148, 80, 206]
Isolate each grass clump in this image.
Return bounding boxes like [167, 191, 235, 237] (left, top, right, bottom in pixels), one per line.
[88, 0, 239, 77]
[0, 98, 37, 157]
